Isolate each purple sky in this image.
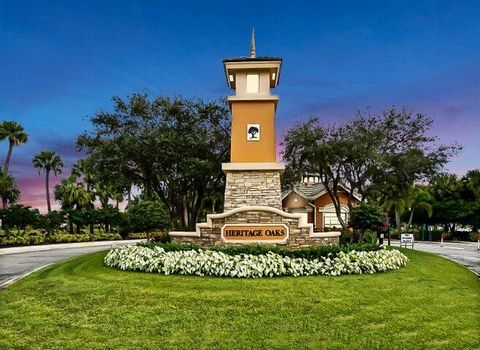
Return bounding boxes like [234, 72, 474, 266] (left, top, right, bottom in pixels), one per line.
[0, 0, 479, 212]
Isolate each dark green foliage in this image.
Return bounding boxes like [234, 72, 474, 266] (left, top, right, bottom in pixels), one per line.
[0, 204, 40, 234]
[77, 94, 231, 230]
[0, 231, 123, 247]
[412, 171, 480, 234]
[282, 107, 460, 231]
[212, 243, 380, 259]
[37, 211, 65, 234]
[350, 203, 384, 231]
[138, 242, 379, 260]
[138, 241, 200, 251]
[362, 231, 378, 244]
[126, 200, 170, 239]
[96, 205, 123, 233]
[0, 172, 20, 208]
[150, 232, 171, 243]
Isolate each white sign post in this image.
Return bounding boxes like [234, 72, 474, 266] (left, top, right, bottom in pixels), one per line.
[400, 233, 414, 249]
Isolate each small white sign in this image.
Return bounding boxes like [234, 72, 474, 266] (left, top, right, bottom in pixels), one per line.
[247, 124, 260, 141]
[401, 233, 414, 248]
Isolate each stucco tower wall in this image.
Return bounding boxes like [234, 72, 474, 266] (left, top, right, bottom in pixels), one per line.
[230, 100, 277, 163]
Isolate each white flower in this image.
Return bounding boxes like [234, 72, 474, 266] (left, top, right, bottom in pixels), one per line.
[104, 245, 408, 278]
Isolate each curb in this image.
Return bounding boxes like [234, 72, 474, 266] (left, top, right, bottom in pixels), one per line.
[0, 263, 53, 289]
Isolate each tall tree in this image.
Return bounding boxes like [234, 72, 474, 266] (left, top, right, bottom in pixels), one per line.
[282, 107, 460, 231]
[461, 169, 480, 201]
[405, 186, 433, 229]
[32, 151, 63, 213]
[0, 172, 20, 209]
[414, 171, 480, 234]
[54, 176, 91, 233]
[0, 121, 28, 175]
[54, 176, 91, 210]
[77, 94, 230, 230]
[94, 183, 117, 208]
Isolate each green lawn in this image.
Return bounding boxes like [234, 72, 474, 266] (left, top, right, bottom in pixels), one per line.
[0, 249, 478, 350]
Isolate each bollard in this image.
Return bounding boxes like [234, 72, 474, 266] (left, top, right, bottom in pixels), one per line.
[441, 234, 444, 247]
[477, 239, 479, 251]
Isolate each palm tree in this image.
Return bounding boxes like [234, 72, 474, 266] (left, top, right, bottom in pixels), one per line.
[0, 172, 20, 209]
[54, 176, 91, 234]
[406, 186, 433, 229]
[71, 159, 95, 192]
[0, 121, 29, 175]
[381, 194, 409, 236]
[430, 173, 461, 200]
[54, 176, 91, 209]
[94, 184, 114, 208]
[32, 151, 63, 213]
[462, 169, 480, 200]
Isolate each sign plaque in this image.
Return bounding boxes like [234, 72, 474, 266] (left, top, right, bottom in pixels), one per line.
[221, 224, 289, 243]
[400, 233, 414, 248]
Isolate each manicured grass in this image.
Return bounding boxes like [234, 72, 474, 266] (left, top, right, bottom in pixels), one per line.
[0, 249, 478, 350]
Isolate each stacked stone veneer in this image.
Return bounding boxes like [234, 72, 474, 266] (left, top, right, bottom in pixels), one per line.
[169, 166, 341, 247]
[170, 208, 339, 248]
[223, 170, 282, 210]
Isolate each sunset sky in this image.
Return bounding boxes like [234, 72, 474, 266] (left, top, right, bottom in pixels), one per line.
[1, 0, 479, 212]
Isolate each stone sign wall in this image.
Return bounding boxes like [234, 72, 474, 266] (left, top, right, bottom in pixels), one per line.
[170, 206, 340, 248]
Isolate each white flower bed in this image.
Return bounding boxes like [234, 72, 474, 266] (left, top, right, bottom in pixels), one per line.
[104, 246, 408, 278]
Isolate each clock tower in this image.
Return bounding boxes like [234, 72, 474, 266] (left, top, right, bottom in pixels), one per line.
[222, 30, 284, 210]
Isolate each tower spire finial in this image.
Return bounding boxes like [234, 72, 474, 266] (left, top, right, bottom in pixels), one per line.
[249, 28, 256, 58]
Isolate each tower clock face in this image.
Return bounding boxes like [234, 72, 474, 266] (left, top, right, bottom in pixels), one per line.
[247, 124, 260, 141]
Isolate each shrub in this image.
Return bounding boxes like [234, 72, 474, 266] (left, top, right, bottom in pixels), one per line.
[363, 231, 378, 244]
[150, 232, 170, 243]
[126, 200, 170, 237]
[138, 242, 379, 260]
[339, 229, 353, 244]
[0, 230, 125, 247]
[36, 211, 65, 233]
[470, 231, 480, 242]
[138, 241, 200, 251]
[90, 233, 122, 241]
[0, 205, 40, 234]
[46, 233, 90, 243]
[127, 232, 148, 239]
[350, 203, 384, 242]
[104, 245, 408, 278]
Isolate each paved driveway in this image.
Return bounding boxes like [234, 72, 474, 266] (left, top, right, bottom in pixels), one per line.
[389, 240, 480, 276]
[0, 240, 143, 288]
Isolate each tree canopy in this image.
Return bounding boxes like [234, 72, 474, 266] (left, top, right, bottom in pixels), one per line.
[282, 107, 460, 230]
[76, 93, 231, 230]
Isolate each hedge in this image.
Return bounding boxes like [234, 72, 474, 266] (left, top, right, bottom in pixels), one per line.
[137, 242, 380, 260]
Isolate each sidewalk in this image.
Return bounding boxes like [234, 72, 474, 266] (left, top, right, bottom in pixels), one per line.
[0, 239, 145, 255]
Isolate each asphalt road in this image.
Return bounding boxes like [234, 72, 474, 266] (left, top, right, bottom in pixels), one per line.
[389, 239, 480, 276]
[0, 240, 143, 288]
